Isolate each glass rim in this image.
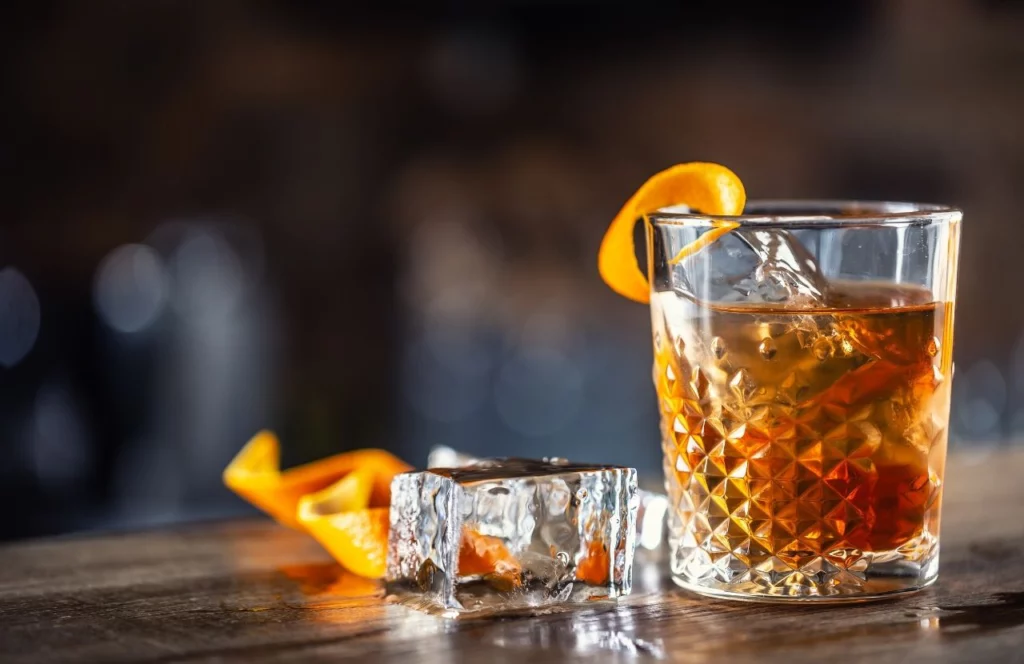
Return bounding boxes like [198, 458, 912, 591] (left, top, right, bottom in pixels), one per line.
[648, 199, 963, 229]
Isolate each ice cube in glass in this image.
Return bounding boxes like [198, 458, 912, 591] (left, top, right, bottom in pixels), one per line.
[386, 458, 638, 616]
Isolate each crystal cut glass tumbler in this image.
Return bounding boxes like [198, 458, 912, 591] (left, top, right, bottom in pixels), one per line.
[647, 201, 962, 601]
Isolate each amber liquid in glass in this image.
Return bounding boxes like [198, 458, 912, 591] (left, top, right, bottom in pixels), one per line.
[653, 282, 952, 597]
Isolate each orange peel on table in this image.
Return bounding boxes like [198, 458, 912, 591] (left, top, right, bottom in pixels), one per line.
[226, 433, 542, 583]
[223, 430, 411, 579]
[299, 502, 392, 580]
[223, 430, 411, 529]
[597, 162, 747, 304]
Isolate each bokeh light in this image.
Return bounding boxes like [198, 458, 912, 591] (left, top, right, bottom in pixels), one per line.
[30, 384, 91, 490]
[955, 359, 1007, 441]
[169, 228, 245, 321]
[93, 244, 169, 334]
[0, 267, 41, 368]
[3, 1, 1024, 544]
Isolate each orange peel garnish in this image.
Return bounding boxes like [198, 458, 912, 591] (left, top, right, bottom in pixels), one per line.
[598, 162, 746, 304]
[223, 430, 411, 529]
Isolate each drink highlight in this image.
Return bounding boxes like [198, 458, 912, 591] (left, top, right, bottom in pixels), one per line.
[653, 281, 952, 598]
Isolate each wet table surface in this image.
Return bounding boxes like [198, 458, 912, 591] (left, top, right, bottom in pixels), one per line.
[2, 450, 1023, 664]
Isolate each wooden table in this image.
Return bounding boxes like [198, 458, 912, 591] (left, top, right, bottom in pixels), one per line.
[2, 450, 1022, 663]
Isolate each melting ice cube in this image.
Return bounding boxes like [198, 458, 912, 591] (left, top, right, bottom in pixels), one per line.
[387, 458, 638, 617]
[427, 446, 668, 551]
[731, 229, 831, 305]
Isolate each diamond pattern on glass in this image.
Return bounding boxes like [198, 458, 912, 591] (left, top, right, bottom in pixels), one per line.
[652, 287, 948, 598]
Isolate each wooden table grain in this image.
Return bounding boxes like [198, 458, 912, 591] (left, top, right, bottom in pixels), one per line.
[1, 450, 1023, 663]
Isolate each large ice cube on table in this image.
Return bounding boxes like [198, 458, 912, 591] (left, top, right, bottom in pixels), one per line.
[387, 458, 638, 616]
[427, 446, 668, 551]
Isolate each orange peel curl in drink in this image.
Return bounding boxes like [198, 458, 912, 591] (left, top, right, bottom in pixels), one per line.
[598, 162, 746, 303]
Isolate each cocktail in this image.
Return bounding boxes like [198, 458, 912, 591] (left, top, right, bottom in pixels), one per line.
[600, 166, 961, 600]
[222, 163, 961, 610]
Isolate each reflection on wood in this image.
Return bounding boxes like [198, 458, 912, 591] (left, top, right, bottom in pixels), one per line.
[1, 450, 1023, 663]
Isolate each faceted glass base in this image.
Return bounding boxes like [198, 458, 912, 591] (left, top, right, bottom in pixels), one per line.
[669, 536, 939, 603]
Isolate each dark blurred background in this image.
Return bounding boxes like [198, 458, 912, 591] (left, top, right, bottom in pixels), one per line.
[2, 0, 1022, 541]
